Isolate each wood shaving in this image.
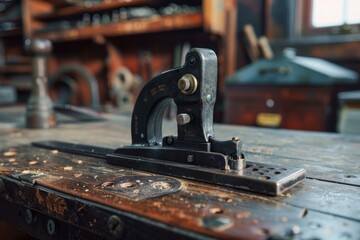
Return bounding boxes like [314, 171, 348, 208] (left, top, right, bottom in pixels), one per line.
[29, 160, 38, 165]
[3, 151, 16, 157]
[74, 173, 82, 178]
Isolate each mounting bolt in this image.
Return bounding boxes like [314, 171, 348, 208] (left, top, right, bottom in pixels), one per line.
[25, 209, 33, 224]
[176, 113, 191, 125]
[108, 215, 124, 238]
[47, 219, 56, 236]
[187, 155, 195, 163]
[178, 74, 198, 95]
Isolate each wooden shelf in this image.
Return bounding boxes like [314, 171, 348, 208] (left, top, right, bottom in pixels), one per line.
[0, 65, 31, 74]
[33, 0, 160, 21]
[34, 12, 203, 42]
[36, 0, 70, 5]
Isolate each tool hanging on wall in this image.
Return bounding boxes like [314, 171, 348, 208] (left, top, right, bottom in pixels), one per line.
[243, 24, 274, 61]
[33, 48, 305, 196]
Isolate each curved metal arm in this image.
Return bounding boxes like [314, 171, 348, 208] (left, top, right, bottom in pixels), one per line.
[49, 63, 101, 109]
[131, 48, 218, 146]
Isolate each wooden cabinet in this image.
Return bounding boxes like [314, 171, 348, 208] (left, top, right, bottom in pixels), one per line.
[224, 85, 336, 131]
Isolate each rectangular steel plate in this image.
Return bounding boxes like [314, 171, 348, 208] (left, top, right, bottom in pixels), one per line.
[32, 140, 306, 196]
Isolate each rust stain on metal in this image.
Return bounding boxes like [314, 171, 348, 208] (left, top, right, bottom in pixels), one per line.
[35, 189, 44, 205]
[45, 194, 68, 216]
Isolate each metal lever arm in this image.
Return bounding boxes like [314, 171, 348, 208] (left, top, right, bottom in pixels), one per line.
[131, 48, 217, 147]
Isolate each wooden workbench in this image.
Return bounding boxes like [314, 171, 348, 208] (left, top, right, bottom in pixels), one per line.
[0, 109, 359, 239]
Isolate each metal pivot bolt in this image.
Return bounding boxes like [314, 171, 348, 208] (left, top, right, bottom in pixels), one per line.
[25, 38, 57, 129]
[178, 74, 198, 94]
[176, 113, 191, 125]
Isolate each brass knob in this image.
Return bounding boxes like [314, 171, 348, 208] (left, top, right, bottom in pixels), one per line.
[178, 74, 197, 95]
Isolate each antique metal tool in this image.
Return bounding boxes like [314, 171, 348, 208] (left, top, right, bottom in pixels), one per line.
[33, 48, 305, 195]
[25, 38, 57, 128]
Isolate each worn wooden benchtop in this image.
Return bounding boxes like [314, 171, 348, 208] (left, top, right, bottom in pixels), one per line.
[0, 109, 359, 239]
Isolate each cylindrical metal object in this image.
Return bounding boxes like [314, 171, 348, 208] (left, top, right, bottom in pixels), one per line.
[176, 113, 191, 125]
[178, 74, 197, 95]
[25, 39, 57, 128]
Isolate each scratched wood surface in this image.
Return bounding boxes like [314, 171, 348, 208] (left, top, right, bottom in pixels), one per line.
[0, 107, 359, 239]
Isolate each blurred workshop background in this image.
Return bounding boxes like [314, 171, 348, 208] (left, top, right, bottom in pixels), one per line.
[0, 0, 360, 133]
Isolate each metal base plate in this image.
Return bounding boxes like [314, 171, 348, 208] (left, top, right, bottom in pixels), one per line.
[32, 140, 306, 196]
